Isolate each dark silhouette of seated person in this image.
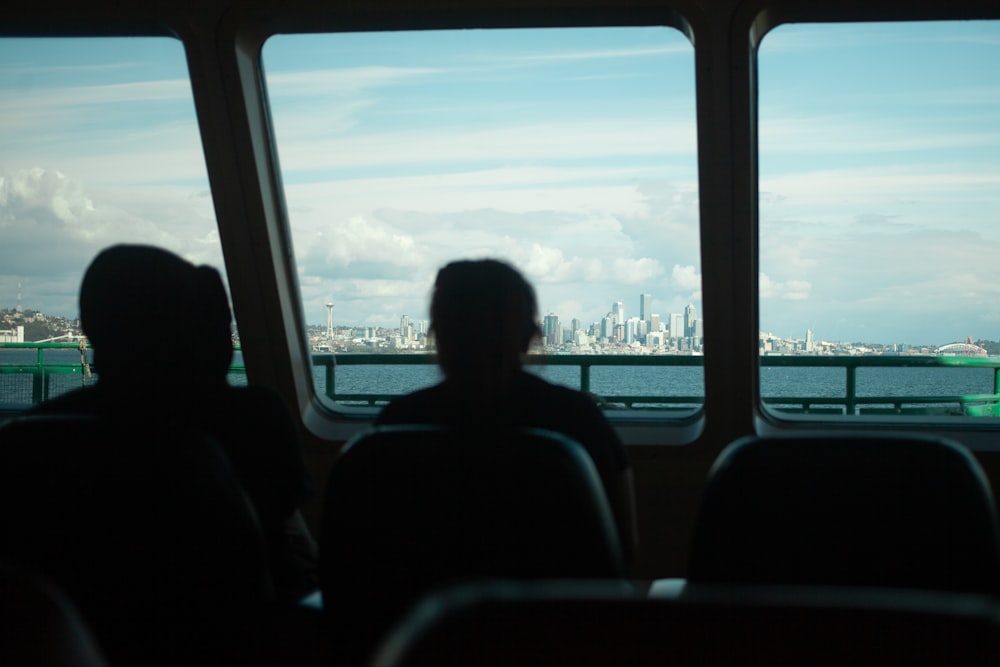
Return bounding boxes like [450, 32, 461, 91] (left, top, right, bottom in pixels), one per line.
[31, 244, 316, 600]
[375, 259, 638, 565]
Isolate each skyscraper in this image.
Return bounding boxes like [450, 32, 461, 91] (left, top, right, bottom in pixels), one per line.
[640, 293, 652, 323]
[670, 313, 685, 339]
[684, 303, 697, 337]
[543, 313, 560, 345]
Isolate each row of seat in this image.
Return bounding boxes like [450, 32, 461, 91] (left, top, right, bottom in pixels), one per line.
[319, 427, 1000, 664]
[3, 415, 1000, 665]
[373, 579, 1000, 666]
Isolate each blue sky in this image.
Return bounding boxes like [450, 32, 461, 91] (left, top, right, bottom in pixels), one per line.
[757, 22, 1000, 344]
[0, 22, 997, 346]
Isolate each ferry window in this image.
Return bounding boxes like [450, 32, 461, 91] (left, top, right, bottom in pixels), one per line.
[757, 21, 1000, 419]
[262, 27, 702, 417]
[0, 38, 239, 406]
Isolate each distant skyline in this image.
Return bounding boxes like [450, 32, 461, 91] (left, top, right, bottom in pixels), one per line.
[0, 21, 998, 345]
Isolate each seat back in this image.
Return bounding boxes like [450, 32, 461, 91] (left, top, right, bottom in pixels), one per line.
[0, 414, 273, 666]
[0, 563, 109, 667]
[373, 580, 1000, 667]
[688, 434, 1000, 592]
[319, 425, 625, 663]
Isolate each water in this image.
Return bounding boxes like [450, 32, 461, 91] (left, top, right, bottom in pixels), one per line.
[321, 359, 998, 413]
[2, 348, 997, 412]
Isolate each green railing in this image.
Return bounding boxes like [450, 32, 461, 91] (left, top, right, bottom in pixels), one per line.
[0, 343, 96, 405]
[3, 343, 999, 417]
[314, 353, 1000, 417]
[0, 342, 250, 406]
[759, 355, 1000, 417]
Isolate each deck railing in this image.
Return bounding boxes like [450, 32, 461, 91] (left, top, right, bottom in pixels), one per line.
[313, 352, 1000, 417]
[2, 343, 998, 417]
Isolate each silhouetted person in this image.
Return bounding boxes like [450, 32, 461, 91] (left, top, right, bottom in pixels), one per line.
[31, 244, 317, 600]
[376, 258, 638, 565]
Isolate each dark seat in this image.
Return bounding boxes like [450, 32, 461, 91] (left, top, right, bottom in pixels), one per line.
[687, 433, 1000, 593]
[372, 579, 1000, 667]
[319, 425, 625, 664]
[0, 414, 273, 666]
[0, 563, 109, 667]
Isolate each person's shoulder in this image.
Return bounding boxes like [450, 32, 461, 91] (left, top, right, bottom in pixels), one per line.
[27, 387, 101, 416]
[374, 384, 447, 425]
[225, 384, 290, 411]
[517, 371, 601, 409]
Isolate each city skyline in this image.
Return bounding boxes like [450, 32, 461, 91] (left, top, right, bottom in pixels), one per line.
[1, 302, 994, 350]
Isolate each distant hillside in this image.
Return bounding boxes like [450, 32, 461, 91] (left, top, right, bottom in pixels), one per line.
[0, 308, 82, 343]
[976, 339, 1000, 356]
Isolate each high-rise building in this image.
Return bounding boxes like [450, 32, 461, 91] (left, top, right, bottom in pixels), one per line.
[640, 293, 652, 323]
[637, 319, 649, 341]
[543, 313, 560, 345]
[613, 300, 624, 326]
[601, 316, 614, 340]
[625, 317, 639, 344]
[670, 313, 685, 339]
[684, 303, 697, 337]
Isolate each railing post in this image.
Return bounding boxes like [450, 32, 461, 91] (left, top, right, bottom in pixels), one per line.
[325, 357, 337, 401]
[33, 346, 45, 405]
[845, 365, 857, 415]
[580, 361, 590, 393]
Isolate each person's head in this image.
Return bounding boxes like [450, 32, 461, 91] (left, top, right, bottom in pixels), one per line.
[430, 259, 541, 386]
[79, 245, 233, 385]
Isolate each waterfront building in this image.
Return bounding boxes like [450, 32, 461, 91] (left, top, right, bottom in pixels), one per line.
[543, 313, 560, 345]
[0, 325, 24, 343]
[625, 317, 639, 344]
[684, 304, 697, 336]
[640, 293, 652, 323]
[670, 313, 685, 339]
[597, 316, 606, 340]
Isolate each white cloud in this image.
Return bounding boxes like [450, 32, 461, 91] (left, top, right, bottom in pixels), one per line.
[670, 264, 701, 291]
[0, 167, 226, 316]
[272, 117, 697, 175]
[759, 272, 812, 301]
[311, 215, 423, 269]
[613, 257, 663, 284]
[266, 66, 445, 97]
[505, 43, 691, 64]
